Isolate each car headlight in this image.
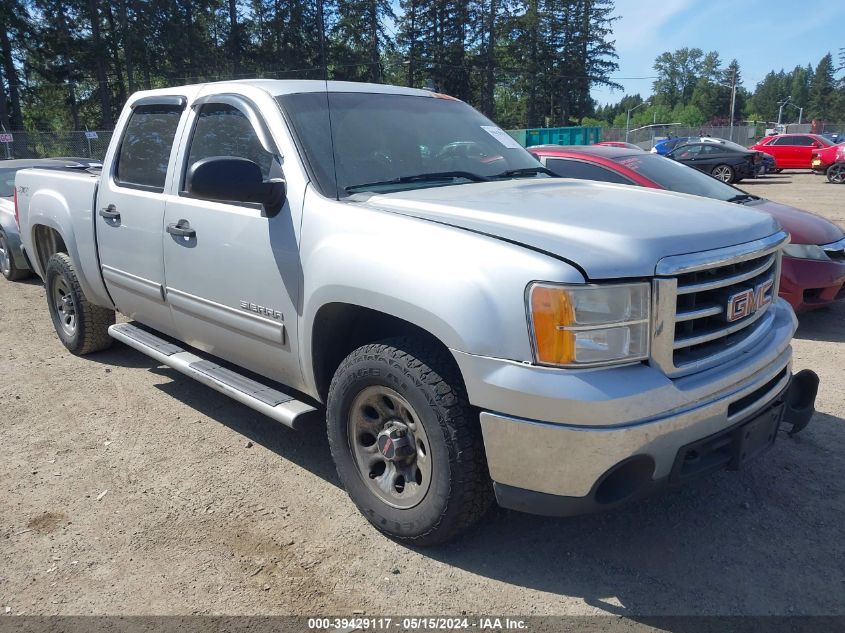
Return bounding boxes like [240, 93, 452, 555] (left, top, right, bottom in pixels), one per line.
[527, 282, 650, 367]
[782, 244, 830, 261]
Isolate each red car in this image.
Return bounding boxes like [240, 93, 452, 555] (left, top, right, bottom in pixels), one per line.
[529, 145, 845, 311]
[750, 133, 836, 170]
[811, 143, 845, 178]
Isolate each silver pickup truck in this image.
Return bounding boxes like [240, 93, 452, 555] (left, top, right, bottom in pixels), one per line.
[14, 80, 818, 545]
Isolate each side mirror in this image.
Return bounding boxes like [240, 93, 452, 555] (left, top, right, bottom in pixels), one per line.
[186, 156, 286, 216]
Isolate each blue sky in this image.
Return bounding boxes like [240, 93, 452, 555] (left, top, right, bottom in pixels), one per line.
[591, 0, 845, 106]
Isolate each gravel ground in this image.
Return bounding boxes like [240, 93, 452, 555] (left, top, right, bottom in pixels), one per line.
[1, 171, 843, 618]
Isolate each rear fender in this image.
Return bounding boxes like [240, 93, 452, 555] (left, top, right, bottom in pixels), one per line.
[26, 188, 114, 308]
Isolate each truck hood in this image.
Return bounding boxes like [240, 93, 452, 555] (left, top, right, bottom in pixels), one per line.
[745, 199, 844, 246]
[360, 179, 781, 279]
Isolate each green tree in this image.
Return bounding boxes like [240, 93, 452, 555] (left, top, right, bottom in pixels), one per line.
[808, 53, 836, 120]
[750, 70, 788, 122]
[329, 0, 396, 82]
[0, 0, 29, 130]
[652, 47, 705, 108]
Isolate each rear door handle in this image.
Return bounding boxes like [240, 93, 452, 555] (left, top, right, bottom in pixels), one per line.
[166, 220, 196, 238]
[99, 204, 120, 220]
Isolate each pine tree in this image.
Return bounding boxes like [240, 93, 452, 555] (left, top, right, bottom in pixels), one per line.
[329, 0, 395, 82]
[808, 53, 835, 121]
[0, 0, 29, 130]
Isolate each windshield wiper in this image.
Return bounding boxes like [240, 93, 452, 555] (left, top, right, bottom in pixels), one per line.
[726, 193, 759, 203]
[490, 166, 555, 179]
[345, 171, 489, 193]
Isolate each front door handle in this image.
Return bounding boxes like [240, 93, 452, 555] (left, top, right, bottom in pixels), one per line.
[166, 220, 196, 239]
[99, 204, 120, 220]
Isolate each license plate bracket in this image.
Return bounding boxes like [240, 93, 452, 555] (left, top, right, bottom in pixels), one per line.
[671, 401, 785, 484]
[729, 403, 784, 470]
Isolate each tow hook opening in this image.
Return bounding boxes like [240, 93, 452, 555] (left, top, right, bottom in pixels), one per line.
[783, 369, 819, 436]
[594, 455, 655, 505]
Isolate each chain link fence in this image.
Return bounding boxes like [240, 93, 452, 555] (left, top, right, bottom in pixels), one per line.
[0, 130, 115, 161]
[601, 123, 845, 150]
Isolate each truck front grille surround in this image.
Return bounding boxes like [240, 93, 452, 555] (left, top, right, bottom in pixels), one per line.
[650, 231, 789, 378]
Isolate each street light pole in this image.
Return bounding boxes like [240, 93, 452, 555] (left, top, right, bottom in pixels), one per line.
[783, 102, 805, 127]
[626, 101, 649, 142]
[717, 71, 738, 141]
[777, 97, 791, 129]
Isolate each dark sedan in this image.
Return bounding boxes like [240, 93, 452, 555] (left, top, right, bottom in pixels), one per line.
[666, 142, 759, 183]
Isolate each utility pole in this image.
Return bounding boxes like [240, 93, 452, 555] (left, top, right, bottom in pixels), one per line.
[728, 66, 737, 142]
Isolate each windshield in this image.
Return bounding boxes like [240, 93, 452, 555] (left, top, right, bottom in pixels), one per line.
[0, 168, 17, 197]
[817, 136, 834, 147]
[276, 91, 543, 197]
[614, 153, 746, 201]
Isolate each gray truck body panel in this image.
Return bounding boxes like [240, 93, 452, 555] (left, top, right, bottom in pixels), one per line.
[15, 79, 799, 505]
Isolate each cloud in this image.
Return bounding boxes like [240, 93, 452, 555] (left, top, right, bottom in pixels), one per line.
[611, 0, 695, 53]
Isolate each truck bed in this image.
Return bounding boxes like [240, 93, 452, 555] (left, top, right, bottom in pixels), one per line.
[16, 167, 113, 308]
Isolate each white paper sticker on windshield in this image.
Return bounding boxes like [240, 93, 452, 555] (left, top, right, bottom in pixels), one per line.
[481, 126, 523, 149]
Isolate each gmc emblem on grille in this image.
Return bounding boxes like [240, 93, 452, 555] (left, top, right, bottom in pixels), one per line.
[726, 278, 774, 322]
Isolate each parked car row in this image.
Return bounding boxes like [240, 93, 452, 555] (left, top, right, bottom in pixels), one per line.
[3, 80, 824, 545]
[650, 133, 844, 174]
[531, 144, 845, 312]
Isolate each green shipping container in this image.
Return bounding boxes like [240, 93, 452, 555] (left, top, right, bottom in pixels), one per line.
[505, 127, 602, 148]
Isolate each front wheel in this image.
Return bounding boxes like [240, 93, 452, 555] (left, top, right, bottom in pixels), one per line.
[326, 338, 493, 545]
[45, 253, 115, 355]
[711, 164, 735, 183]
[827, 163, 845, 184]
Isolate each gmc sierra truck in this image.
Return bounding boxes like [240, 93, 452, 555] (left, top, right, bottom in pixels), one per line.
[14, 80, 819, 545]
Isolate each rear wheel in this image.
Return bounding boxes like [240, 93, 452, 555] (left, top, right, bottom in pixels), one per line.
[326, 337, 493, 545]
[711, 164, 735, 183]
[45, 253, 115, 355]
[827, 163, 845, 184]
[0, 233, 30, 281]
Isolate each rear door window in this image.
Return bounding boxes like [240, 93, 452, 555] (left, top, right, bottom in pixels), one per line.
[673, 145, 703, 159]
[115, 104, 183, 192]
[544, 158, 634, 184]
[700, 145, 723, 155]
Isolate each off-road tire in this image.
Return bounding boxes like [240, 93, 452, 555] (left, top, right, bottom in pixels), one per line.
[0, 233, 30, 281]
[45, 253, 115, 355]
[327, 337, 493, 546]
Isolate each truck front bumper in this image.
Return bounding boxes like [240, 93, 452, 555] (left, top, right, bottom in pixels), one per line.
[452, 300, 815, 516]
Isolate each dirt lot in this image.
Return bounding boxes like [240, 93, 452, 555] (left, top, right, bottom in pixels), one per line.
[1, 172, 844, 618]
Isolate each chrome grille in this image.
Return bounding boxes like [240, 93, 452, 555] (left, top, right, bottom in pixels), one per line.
[651, 232, 788, 378]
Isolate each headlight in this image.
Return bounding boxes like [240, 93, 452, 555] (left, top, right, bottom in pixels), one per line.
[527, 282, 650, 367]
[782, 244, 830, 261]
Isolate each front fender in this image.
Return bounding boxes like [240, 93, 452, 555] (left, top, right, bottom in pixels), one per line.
[298, 194, 584, 395]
